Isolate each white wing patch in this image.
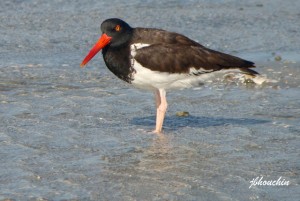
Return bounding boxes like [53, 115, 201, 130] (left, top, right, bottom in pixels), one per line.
[130, 43, 150, 57]
[189, 67, 215, 75]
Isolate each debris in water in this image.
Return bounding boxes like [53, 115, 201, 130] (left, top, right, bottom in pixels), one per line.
[275, 55, 282, 61]
[176, 111, 190, 117]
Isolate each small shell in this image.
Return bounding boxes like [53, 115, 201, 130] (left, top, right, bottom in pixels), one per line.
[176, 111, 190, 117]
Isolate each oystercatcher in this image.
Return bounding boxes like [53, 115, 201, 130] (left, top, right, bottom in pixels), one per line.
[81, 18, 258, 133]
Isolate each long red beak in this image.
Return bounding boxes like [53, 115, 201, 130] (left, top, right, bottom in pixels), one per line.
[80, 33, 112, 67]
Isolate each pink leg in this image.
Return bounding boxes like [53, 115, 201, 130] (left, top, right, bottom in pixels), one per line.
[153, 89, 168, 133]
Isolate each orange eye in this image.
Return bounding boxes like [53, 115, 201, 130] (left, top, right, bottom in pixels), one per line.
[115, 25, 121, 32]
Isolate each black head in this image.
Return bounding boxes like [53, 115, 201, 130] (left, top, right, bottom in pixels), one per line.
[100, 18, 133, 47]
[81, 18, 133, 67]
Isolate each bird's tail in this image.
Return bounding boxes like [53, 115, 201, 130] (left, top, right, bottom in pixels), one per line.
[239, 67, 259, 77]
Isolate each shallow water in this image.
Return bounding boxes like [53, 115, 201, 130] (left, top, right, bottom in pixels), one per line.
[0, 0, 299, 200]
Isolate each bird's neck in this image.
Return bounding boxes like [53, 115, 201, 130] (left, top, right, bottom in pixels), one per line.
[102, 44, 134, 83]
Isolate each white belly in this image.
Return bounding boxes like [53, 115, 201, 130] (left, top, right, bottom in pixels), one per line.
[131, 60, 206, 90]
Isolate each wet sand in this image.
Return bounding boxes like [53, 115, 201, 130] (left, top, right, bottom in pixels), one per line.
[0, 0, 299, 200]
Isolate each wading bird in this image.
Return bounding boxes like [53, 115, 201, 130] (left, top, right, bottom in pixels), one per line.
[81, 18, 258, 133]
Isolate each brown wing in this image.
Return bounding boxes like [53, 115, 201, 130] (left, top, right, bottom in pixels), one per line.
[131, 28, 257, 75]
[134, 43, 257, 75]
[132, 28, 201, 46]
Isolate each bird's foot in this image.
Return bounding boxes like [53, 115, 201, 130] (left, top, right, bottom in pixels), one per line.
[137, 128, 163, 134]
[151, 129, 163, 134]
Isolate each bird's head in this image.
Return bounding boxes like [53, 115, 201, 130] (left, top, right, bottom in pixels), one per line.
[80, 18, 133, 67]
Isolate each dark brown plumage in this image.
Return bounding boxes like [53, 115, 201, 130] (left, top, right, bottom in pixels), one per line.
[131, 28, 257, 75]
